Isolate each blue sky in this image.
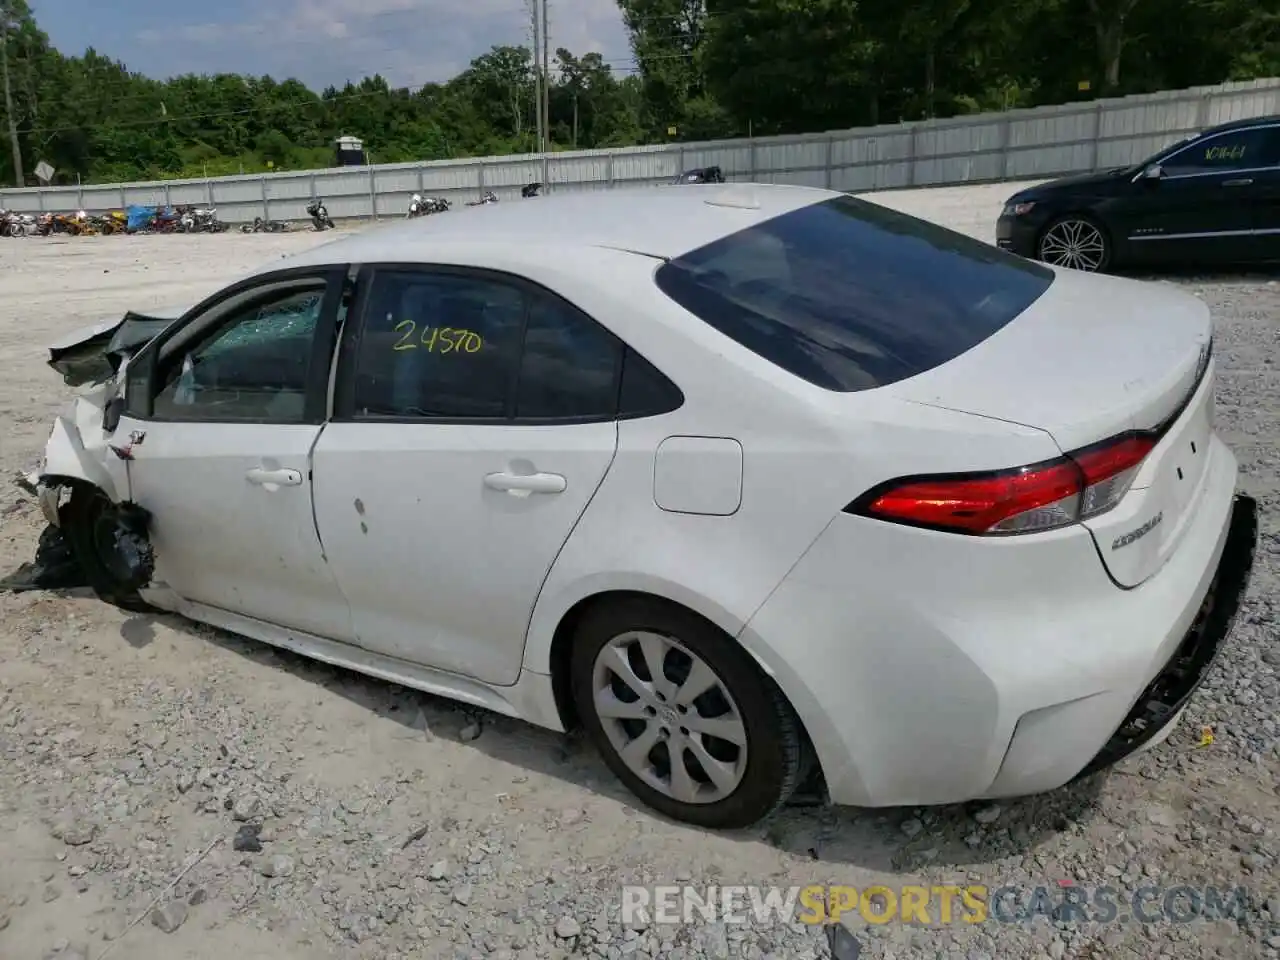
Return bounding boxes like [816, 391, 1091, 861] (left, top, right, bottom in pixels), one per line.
[29, 0, 635, 90]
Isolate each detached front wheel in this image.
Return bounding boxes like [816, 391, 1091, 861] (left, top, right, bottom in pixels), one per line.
[1037, 216, 1111, 272]
[570, 598, 804, 829]
[63, 485, 155, 613]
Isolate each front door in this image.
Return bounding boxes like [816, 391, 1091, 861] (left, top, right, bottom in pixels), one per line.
[312, 265, 625, 685]
[1123, 125, 1271, 266]
[117, 269, 357, 641]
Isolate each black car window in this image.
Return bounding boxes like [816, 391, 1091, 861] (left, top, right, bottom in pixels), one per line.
[655, 194, 1053, 393]
[1162, 126, 1278, 175]
[619, 348, 684, 418]
[349, 270, 525, 419]
[515, 293, 623, 420]
[151, 284, 325, 422]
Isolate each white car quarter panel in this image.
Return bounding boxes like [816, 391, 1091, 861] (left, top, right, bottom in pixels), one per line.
[310, 421, 618, 687]
[743, 434, 1238, 808]
[523, 387, 1066, 679]
[653, 436, 743, 516]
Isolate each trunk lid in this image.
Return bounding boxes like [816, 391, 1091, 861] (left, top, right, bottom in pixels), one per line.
[888, 269, 1213, 587]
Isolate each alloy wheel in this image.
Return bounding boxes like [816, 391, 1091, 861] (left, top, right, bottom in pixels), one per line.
[1038, 219, 1108, 272]
[1034, 220, 1105, 272]
[591, 630, 748, 804]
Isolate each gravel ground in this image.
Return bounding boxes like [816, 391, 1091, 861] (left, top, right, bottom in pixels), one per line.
[1, 183, 1279, 960]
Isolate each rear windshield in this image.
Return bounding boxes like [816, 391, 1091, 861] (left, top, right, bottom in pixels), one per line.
[654, 194, 1053, 392]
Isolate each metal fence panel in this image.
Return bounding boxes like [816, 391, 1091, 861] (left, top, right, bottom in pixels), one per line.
[2, 77, 1277, 223]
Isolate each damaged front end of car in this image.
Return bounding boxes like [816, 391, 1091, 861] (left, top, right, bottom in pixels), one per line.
[2, 307, 182, 601]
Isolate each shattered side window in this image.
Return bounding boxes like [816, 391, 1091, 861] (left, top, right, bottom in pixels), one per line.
[152, 285, 325, 422]
[201, 292, 322, 357]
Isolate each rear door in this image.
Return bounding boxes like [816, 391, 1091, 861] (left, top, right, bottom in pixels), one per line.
[310, 265, 622, 686]
[1126, 125, 1271, 265]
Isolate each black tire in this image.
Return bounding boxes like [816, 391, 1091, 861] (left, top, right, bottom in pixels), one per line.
[62, 485, 155, 613]
[569, 596, 804, 830]
[1036, 214, 1112, 273]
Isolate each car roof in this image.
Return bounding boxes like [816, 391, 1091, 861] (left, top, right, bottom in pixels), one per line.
[266, 183, 837, 273]
[1203, 113, 1280, 134]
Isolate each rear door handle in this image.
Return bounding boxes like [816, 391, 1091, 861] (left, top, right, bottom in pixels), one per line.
[483, 471, 567, 497]
[246, 467, 303, 489]
[1223, 178, 1254, 187]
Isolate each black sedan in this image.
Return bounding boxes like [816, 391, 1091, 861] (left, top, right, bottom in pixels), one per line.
[996, 114, 1280, 272]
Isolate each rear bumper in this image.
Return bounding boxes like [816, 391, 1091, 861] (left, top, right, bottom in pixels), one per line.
[1072, 492, 1257, 778]
[740, 434, 1254, 807]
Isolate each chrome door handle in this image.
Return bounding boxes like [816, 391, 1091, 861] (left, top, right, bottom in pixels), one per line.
[483, 471, 567, 497]
[1222, 178, 1254, 187]
[246, 467, 303, 489]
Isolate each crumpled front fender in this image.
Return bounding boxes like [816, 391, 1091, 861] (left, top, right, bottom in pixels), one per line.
[38, 389, 123, 523]
[42, 415, 117, 498]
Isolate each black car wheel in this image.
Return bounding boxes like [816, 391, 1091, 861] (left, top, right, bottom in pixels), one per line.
[64, 485, 155, 613]
[1037, 216, 1111, 273]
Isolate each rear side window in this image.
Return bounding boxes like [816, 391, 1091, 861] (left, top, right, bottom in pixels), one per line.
[349, 271, 525, 419]
[1162, 126, 1280, 174]
[516, 293, 622, 419]
[655, 194, 1053, 392]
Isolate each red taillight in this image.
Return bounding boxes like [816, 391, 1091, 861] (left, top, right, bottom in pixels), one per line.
[849, 432, 1156, 536]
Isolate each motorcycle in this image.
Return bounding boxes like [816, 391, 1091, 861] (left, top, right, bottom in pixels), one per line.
[240, 216, 290, 233]
[37, 212, 77, 236]
[1, 211, 37, 237]
[521, 182, 542, 198]
[66, 210, 96, 236]
[100, 211, 128, 235]
[150, 206, 185, 233]
[675, 165, 725, 184]
[407, 194, 450, 218]
[306, 198, 334, 230]
[179, 207, 228, 233]
[466, 191, 498, 206]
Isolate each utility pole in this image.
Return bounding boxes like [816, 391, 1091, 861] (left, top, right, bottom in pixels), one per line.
[540, 0, 550, 154]
[0, 1, 23, 187]
[529, 0, 542, 153]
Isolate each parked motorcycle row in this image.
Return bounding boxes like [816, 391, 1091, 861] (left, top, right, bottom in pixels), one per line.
[3, 174, 707, 240]
[0, 204, 232, 238]
[405, 182, 543, 218]
[0, 198, 338, 239]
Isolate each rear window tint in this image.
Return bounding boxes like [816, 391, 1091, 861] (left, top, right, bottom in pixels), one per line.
[654, 194, 1053, 392]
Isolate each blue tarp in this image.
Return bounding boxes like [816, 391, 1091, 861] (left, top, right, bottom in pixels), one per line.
[126, 205, 157, 230]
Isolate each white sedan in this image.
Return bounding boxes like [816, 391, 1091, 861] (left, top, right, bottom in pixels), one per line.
[21, 184, 1258, 830]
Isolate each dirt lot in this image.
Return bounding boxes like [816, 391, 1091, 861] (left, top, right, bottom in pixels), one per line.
[1, 183, 1279, 960]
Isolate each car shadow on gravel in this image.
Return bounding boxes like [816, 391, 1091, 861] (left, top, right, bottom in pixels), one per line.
[132, 610, 1110, 873]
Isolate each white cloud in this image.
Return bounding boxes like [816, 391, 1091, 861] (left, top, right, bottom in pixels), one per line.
[137, 0, 631, 88]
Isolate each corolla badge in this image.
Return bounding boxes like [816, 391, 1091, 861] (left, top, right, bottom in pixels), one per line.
[1112, 512, 1163, 551]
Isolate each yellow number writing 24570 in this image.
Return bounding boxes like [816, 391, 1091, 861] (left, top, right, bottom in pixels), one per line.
[392, 319, 483, 353]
